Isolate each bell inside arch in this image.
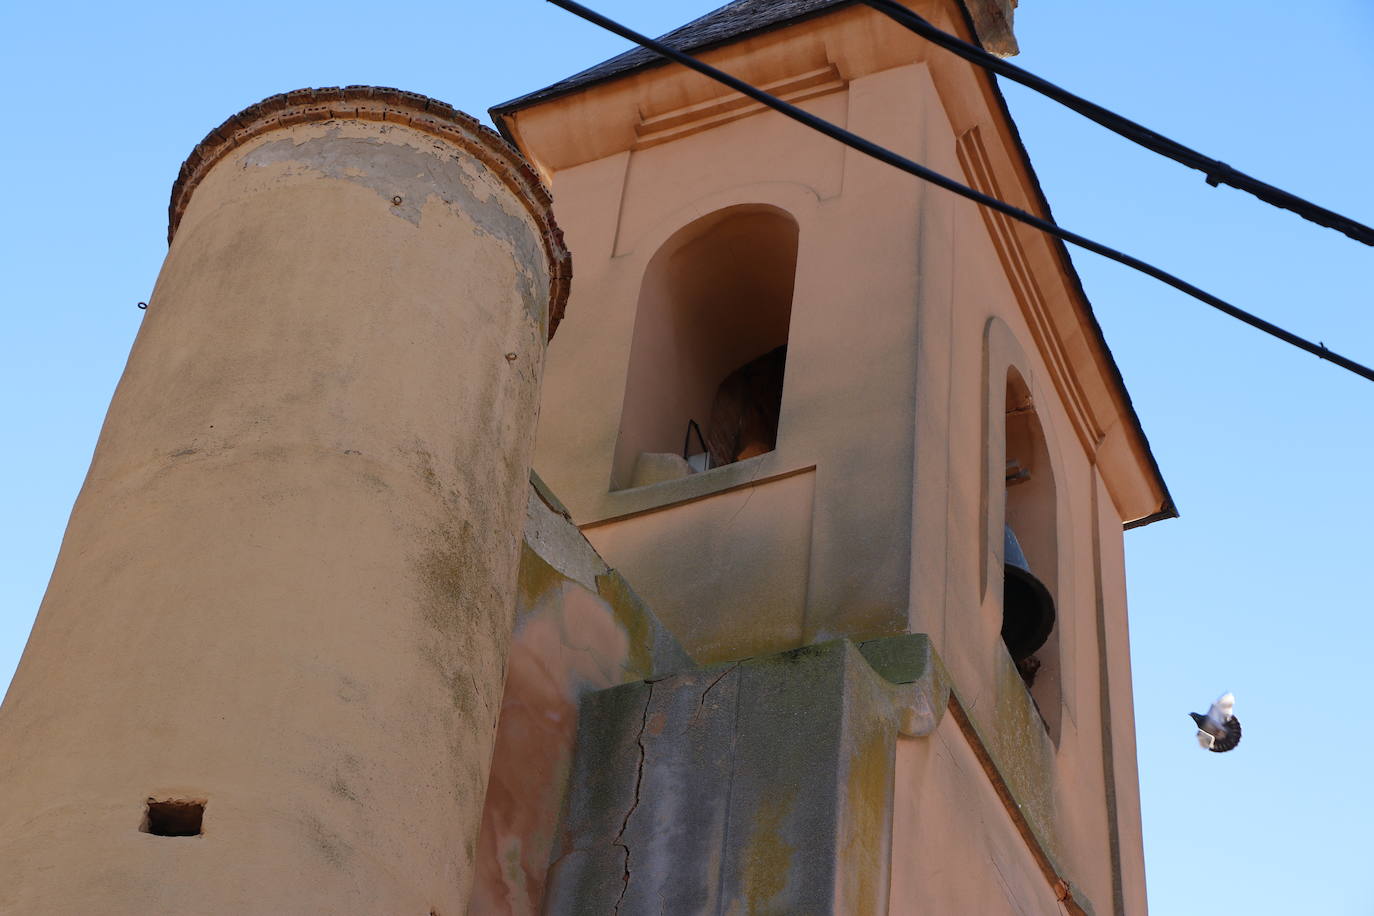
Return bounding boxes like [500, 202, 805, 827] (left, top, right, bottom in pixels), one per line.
[1001, 525, 1056, 662]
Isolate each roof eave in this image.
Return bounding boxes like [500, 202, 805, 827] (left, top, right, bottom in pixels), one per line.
[957, 0, 1176, 528]
[490, 0, 860, 129]
[490, 0, 1176, 529]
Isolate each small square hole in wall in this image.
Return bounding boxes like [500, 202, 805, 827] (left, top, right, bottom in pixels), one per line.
[142, 798, 205, 837]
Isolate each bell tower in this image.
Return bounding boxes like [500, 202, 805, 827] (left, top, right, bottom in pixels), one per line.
[0, 3, 1175, 914]
[491, 0, 1171, 912]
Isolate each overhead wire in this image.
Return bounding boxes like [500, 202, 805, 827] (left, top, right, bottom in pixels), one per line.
[543, 0, 1374, 385]
[860, 0, 1374, 248]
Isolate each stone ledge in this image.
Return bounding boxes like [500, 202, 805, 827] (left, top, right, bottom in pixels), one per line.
[547, 633, 1096, 914]
[861, 632, 1093, 916]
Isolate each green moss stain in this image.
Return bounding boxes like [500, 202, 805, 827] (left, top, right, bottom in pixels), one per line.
[405, 444, 443, 495]
[517, 543, 565, 615]
[413, 515, 513, 811]
[500, 837, 528, 900]
[416, 522, 479, 642]
[595, 570, 655, 680]
[949, 655, 1060, 862]
[741, 789, 797, 913]
[857, 633, 935, 685]
[843, 726, 892, 915]
[778, 643, 829, 665]
[328, 775, 359, 804]
[302, 813, 353, 868]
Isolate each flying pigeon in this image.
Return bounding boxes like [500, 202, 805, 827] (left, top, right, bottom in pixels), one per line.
[1189, 693, 1241, 753]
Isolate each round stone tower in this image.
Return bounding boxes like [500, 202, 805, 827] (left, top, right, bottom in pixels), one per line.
[0, 87, 569, 914]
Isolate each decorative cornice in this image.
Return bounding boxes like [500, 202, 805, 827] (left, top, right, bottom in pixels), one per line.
[633, 63, 846, 149]
[168, 86, 572, 339]
[490, 0, 1022, 125]
[957, 125, 1105, 458]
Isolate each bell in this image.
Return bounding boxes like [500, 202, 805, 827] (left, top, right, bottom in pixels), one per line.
[1001, 526, 1056, 662]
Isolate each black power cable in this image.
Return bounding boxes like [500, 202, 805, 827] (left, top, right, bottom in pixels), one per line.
[861, 0, 1374, 248]
[544, 0, 1374, 385]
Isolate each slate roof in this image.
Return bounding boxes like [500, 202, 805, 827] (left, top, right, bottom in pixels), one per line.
[492, 0, 856, 115]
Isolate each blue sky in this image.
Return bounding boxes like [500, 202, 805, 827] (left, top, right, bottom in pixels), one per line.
[2, 1, 1371, 912]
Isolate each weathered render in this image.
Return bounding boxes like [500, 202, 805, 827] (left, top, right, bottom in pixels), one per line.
[469, 477, 691, 913]
[2, 1, 1164, 913]
[0, 89, 568, 914]
[489, 0, 1164, 912]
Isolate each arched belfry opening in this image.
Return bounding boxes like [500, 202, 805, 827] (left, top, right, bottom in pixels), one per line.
[1003, 368, 1062, 739]
[612, 205, 799, 490]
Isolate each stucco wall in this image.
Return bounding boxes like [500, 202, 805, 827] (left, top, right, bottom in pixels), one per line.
[0, 93, 564, 915]
[469, 479, 690, 915]
[501, 2, 1153, 910]
[889, 715, 1066, 914]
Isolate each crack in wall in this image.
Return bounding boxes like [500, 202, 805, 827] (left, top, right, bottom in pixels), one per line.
[690, 662, 741, 727]
[713, 676, 746, 916]
[612, 681, 653, 915]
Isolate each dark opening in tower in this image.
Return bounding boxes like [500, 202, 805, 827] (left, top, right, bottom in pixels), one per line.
[1003, 369, 1062, 740]
[613, 205, 798, 489]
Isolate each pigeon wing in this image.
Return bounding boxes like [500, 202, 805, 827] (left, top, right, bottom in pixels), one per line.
[1207, 715, 1241, 753]
[1195, 729, 1215, 750]
[1207, 693, 1236, 728]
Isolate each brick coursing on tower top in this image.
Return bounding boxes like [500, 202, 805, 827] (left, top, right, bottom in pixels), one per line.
[169, 86, 573, 339]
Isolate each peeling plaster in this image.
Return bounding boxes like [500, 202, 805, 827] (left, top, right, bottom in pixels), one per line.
[243, 129, 548, 328]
